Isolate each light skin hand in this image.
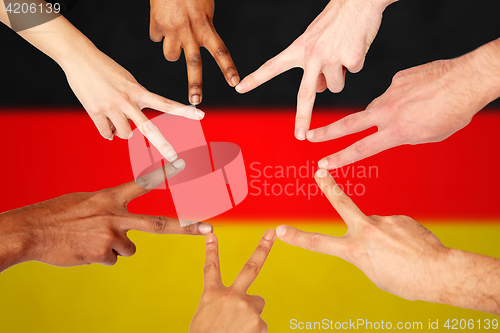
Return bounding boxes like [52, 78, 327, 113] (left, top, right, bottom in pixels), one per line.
[276, 169, 500, 315]
[235, 0, 396, 140]
[308, 38, 500, 170]
[0, 161, 213, 273]
[0, 5, 204, 162]
[150, 0, 239, 105]
[189, 230, 276, 333]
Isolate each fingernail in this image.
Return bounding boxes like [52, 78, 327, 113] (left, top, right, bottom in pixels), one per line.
[230, 76, 240, 87]
[318, 159, 328, 168]
[207, 233, 217, 243]
[166, 150, 178, 162]
[276, 225, 287, 238]
[235, 81, 245, 93]
[264, 229, 275, 240]
[172, 159, 185, 169]
[316, 168, 328, 178]
[199, 223, 213, 235]
[127, 132, 133, 139]
[295, 128, 306, 140]
[195, 109, 205, 119]
[306, 131, 314, 140]
[192, 95, 200, 105]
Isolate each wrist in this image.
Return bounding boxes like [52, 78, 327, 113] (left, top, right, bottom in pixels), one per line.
[0, 214, 32, 272]
[56, 37, 100, 72]
[369, 0, 398, 13]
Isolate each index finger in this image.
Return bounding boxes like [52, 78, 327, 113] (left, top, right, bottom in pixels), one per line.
[295, 64, 321, 140]
[114, 160, 186, 204]
[235, 47, 296, 94]
[128, 110, 178, 163]
[205, 31, 240, 87]
[315, 168, 367, 228]
[184, 42, 203, 105]
[204, 233, 223, 290]
[231, 229, 276, 292]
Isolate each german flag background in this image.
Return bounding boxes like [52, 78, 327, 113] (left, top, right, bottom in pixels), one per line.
[1, 0, 500, 331]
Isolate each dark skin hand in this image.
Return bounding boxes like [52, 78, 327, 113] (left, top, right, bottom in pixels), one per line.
[0, 161, 212, 272]
[150, 0, 240, 105]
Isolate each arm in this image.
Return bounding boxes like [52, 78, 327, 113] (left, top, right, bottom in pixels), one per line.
[189, 230, 276, 333]
[236, 0, 397, 140]
[0, 161, 212, 273]
[440, 249, 500, 313]
[308, 38, 500, 169]
[0, 2, 204, 161]
[275, 169, 500, 315]
[150, 0, 239, 105]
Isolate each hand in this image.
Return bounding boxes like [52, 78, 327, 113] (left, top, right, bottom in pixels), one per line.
[235, 0, 395, 140]
[276, 169, 500, 314]
[150, 0, 240, 105]
[62, 47, 204, 162]
[276, 168, 452, 302]
[0, 161, 212, 272]
[189, 230, 276, 333]
[0, 4, 204, 162]
[308, 55, 499, 170]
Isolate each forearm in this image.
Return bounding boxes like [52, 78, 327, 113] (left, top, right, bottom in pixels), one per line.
[0, 0, 99, 69]
[459, 38, 500, 116]
[431, 248, 500, 315]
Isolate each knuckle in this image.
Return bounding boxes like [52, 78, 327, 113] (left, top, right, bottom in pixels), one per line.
[263, 58, 276, 72]
[254, 295, 265, 306]
[359, 220, 377, 235]
[100, 129, 113, 138]
[353, 140, 369, 156]
[159, 142, 172, 152]
[336, 195, 353, 208]
[225, 66, 236, 75]
[152, 216, 167, 233]
[392, 70, 406, 83]
[344, 54, 364, 72]
[242, 261, 260, 275]
[189, 82, 202, 90]
[298, 87, 315, 100]
[329, 81, 345, 94]
[254, 244, 270, 256]
[128, 242, 137, 256]
[295, 114, 310, 124]
[135, 175, 151, 189]
[203, 260, 219, 273]
[188, 54, 202, 67]
[87, 108, 101, 117]
[165, 52, 181, 62]
[215, 45, 229, 57]
[235, 298, 251, 310]
[308, 233, 322, 249]
[184, 223, 197, 234]
[342, 114, 358, 130]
